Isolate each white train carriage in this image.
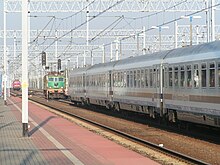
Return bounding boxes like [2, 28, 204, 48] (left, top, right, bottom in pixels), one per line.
[68, 41, 220, 128]
[162, 42, 220, 127]
[85, 61, 118, 107]
[68, 67, 88, 103]
[112, 54, 164, 116]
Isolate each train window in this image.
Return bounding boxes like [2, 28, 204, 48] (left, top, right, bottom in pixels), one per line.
[193, 64, 199, 88]
[174, 67, 178, 87]
[123, 72, 127, 87]
[187, 65, 192, 88]
[101, 74, 103, 87]
[92, 75, 95, 86]
[180, 66, 185, 87]
[141, 70, 145, 88]
[218, 63, 220, 87]
[153, 69, 156, 87]
[95, 75, 98, 87]
[121, 72, 123, 87]
[134, 70, 137, 88]
[201, 63, 207, 87]
[115, 73, 118, 87]
[209, 63, 215, 87]
[149, 69, 153, 87]
[137, 70, 141, 88]
[169, 67, 173, 87]
[130, 71, 133, 87]
[127, 71, 129, 88]
[145, 69, 149, 87]
[113, 73, 116, 87]
[118, 72, 121, 87]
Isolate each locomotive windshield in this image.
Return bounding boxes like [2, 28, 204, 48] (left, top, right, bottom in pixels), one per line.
[49, 78, 54, 81]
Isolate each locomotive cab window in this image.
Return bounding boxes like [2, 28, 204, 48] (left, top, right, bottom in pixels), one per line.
[49, 78, 54, 81]
[59, 78, 64, 81]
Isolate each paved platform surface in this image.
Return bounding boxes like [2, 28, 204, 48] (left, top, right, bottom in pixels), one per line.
[0, 96, 159, 165]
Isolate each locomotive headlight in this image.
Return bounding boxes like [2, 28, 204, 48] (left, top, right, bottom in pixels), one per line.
[49, 87, 51, 88]
[61, 87, 63, 89]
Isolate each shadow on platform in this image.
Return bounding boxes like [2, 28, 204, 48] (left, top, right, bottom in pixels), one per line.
[29, 116, 57, 136]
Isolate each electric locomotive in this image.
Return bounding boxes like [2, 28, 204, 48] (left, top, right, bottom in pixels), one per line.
[43, 72, 66, 99]
[12, 79, 21, 91]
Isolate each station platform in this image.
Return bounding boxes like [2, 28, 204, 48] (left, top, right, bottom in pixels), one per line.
[0, 96, 159, 165]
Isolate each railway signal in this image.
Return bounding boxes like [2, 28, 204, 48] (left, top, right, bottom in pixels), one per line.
[42, 51, 46, 66]
[58, 59, 61, 70]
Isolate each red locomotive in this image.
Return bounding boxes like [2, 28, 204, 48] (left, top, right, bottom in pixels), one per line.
[12, 79, 21, 91]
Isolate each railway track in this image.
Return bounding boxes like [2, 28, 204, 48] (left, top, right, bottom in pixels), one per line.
[28, 96, 209, 165]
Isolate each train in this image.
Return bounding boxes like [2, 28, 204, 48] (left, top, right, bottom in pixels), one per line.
[43, 72, 66, 99]
[12, 79, 21, 91]
[67, 40, 220, 128]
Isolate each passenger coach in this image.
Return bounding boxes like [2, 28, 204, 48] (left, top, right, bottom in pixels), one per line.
[68, 41, 220, 128]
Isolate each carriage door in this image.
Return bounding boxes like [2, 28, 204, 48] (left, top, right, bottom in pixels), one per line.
[108, 71, 113, 101]
[154, 64, 164, 117]
[83, 73, 86, 96]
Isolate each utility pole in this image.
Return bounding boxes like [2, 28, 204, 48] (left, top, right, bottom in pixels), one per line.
[3, 0, 7, 105]
[211, 0, 215, 41]
[22, 0, 29, 137]
[142, 26, 146, 55]
[174, 21, 178, 48]
[13, 31, 16, 81]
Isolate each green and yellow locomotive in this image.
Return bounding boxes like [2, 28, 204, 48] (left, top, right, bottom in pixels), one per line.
[43, 72, 66, 99]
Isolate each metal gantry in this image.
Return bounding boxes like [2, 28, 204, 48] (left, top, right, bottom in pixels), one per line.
[6, 0, 208, 13]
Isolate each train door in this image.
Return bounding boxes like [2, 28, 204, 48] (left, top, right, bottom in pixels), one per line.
[83, 73, 86, 96]
[154, 64, 164, 117]
[107, 71, 113, 101]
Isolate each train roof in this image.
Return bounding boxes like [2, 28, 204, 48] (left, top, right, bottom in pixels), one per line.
[114, 40, 220, 70]
[86, 60, 119, 74]
[69, 66, 89, 76]
[164, 40, 220, 64]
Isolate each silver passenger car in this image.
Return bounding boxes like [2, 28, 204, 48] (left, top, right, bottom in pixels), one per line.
[68, 41, 220, 128]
